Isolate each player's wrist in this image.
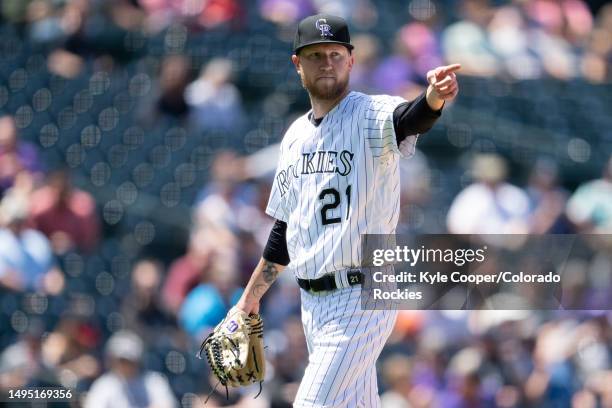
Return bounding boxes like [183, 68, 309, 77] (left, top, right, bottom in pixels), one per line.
[236, 298, 260, 315]
[426, 85, 445, 111]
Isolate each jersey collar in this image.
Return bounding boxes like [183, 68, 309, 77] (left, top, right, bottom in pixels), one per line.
[306, 91, 356, 128]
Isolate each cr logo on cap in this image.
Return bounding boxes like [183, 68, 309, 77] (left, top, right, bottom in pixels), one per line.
[315, 18, 333, 38]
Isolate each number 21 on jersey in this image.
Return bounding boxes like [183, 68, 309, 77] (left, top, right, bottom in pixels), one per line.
[319, 185, 352, 225]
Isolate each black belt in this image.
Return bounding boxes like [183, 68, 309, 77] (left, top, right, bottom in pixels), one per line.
[297, 270, 363, 293]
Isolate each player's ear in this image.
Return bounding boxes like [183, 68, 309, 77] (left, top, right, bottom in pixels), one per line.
[291, 54, 301, 74]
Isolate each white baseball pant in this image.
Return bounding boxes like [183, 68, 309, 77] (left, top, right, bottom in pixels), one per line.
[294, 284, 398, 408]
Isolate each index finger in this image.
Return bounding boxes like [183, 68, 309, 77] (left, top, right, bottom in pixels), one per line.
[438, 64, 462, 76]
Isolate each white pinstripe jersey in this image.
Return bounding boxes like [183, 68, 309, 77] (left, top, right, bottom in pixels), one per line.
[265, 91, 418, 279]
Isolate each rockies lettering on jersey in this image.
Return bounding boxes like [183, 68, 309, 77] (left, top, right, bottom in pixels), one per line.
[266, 92, 418, 279]
[276, 150, 354, 197]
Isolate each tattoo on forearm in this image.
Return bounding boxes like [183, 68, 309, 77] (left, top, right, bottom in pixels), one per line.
[251, 283, 267, 298]
[250, 261, 280, 299]
[262, 261, 279, 284]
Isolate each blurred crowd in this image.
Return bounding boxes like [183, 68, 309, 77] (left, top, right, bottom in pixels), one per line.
[0, 0, 611, 407]
[1, 109, 611, 406]
[3, 0, 612, 86]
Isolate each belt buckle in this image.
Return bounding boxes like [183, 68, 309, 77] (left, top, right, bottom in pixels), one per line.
[296, 277, 308, 292]
[304, 279, 312, 292]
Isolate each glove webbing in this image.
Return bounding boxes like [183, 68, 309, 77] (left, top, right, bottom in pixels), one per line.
[199, 334, 240, 386]
[198, 334, 231, 404]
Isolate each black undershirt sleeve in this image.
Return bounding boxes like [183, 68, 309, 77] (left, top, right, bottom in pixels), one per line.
[263, 219, 290, 266]
[393, 92, 443, 145]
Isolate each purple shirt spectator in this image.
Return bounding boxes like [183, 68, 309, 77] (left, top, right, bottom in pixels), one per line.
[0, 115, 43, 195]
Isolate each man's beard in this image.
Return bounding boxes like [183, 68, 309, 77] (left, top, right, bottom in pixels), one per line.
[301, 74, 349, 101]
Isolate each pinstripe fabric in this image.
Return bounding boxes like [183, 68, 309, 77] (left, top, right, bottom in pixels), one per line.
[294, 286, 397, 407]
[265, 92, 418, 280]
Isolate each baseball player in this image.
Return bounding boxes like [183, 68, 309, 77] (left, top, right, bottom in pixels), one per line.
[235, 13, 460, 407]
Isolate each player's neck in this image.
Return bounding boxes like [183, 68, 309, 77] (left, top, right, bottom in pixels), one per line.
[309, 88, 350, 120]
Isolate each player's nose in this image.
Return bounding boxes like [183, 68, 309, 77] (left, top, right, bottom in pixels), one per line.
[319, 54, 334, 69]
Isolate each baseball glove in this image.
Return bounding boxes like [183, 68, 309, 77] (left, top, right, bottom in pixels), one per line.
[197, 307, 265, 400]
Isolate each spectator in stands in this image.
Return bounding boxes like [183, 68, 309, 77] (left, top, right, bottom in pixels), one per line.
[380, 354, 414, 408]
[0, 115, 43, 198]
[162, 226, 229, 314]
[193, 151, 272, 283]
[140, 0, 244, 31]
[61, 0, 145, 63]
[566, 155, 612, 233]
[521, 0, 583, 80]
[185, 58, 246, 137]
[369, 31, 414, 96]
[258, 0, 314, 25]
[29, 169, 100, 254]
[178, 246, 242, 340]
[0, 319, 63, 394]
[526, 158, 570, 233]
[138, 54, 192, 123]
[397, 149, 434, 234]
[0, 193, 64, 294]
[348, 34, 381, 94]
[447, 154, 530, 234]
[374, 22, 443, 96]
[441, 0, 499, 77]
[439, 371, 491, 408]
[311, 0, 352, 19]
[121, 259, 175, 341]
[85, 330, 177, 408]
[581, 3, 612, 83]
[193, 150, 251, 232]
[41, 314, 101, 390]
[524, 320, 577, 406]
[5, 171, 35, 202]
[27, 0, 66, 46]
[487, 4, 542, 80]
